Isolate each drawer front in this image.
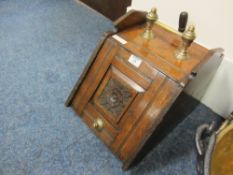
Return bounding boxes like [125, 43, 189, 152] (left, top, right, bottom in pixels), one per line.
[82, 103, 119, 146]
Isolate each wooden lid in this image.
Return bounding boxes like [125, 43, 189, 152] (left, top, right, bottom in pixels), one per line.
[115, 24, 210, 84]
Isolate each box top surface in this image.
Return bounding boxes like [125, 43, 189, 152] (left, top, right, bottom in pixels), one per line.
[112, 24, 210, 84]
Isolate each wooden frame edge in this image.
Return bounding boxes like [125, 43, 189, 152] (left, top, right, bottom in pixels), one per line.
[65, 31, 114, 107]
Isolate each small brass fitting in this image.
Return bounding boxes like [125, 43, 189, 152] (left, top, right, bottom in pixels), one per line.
[93, 118, 104, 131]
[142, 8, 158, 40]
[175, 25, 196, 60]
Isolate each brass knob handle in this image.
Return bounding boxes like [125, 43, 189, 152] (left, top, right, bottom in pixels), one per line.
[93, 118, 104, 131]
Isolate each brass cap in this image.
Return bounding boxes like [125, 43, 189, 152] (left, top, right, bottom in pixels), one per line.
[182, 25, 196, 41]
[146, 8, 158, 21]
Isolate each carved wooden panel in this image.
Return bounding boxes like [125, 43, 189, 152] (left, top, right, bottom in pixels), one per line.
[93, 66, 140, 125]
[98, 78, 132, 118]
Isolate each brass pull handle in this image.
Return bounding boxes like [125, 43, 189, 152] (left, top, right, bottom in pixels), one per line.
[93, 118, 104, 131]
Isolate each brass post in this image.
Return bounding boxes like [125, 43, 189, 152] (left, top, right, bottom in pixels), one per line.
[142, 8, 158, 40]
[175, 25, 196, 60]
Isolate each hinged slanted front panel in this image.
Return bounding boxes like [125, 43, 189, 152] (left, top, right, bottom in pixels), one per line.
[70, 36, 184, 157]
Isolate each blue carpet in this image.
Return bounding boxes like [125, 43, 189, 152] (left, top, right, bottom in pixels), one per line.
[0, 0, 221, 175]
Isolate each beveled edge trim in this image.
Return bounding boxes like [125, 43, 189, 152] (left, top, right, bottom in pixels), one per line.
[114, 10, 147, 32]
[65, 31, 114, 107]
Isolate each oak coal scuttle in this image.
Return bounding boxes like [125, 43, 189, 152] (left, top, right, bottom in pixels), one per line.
[66, 8, 223, 169]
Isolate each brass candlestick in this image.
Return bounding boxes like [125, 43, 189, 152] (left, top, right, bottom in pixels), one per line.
[142, 8, 158, 40]
[175, 25, 196, 60]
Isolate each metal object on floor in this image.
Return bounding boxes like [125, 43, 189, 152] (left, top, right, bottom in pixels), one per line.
[196, 112, 233, 175]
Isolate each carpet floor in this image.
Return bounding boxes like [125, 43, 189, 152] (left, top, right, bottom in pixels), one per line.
[0, 0, 221, 175]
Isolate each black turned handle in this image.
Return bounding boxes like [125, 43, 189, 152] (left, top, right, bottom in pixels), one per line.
[178, 11, 188, 32]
